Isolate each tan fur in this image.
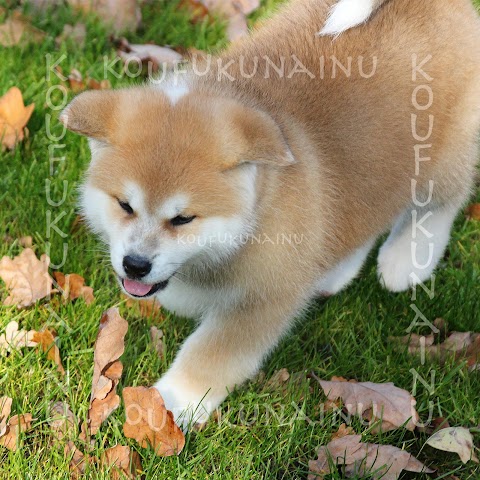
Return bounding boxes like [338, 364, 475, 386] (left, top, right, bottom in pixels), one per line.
[63, 0, 480, 424]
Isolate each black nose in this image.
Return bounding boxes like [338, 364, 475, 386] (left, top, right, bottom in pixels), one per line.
[123, 255, 152, 279]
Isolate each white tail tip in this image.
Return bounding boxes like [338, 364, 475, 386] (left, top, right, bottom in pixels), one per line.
[318, 0, 376, 36]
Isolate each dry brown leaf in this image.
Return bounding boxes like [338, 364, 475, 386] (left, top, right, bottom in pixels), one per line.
[150, 326, 164, 358]
[317, 379, 419, 433]
[33, 329, 65, 375]
[308, 435, 434, 480]
[0, 11, 46, 47]
[49, 401, 76, 441]
[0, 396, 12, 437]
[68, 68, 85, 93]
[123, 294, 163, 319]
[392, 330, 480, 371]
[465, 203, 480, 220]
[200, 0, 260, 41]
[18, 236, 33, 248]
[0, 86, 35, 150]
[86, 78, 111, 90]
[0, 248, 52, 307]
[0, 320, 37, 356]
[69, 0, 141, 32]
[85, 308, 128, 436]
[179, 0, 210, 23]
[116, 38, 183, 73]
[426, 427, 479, 464]
[53, 271, 95, 305]
[0, 413, 33, 451]
[101, 445, 142, 479]
[330, 423, 355, 441]
[65, 441, 90, 478]
[263, 368, 290, 391]
[123, 386, 185, 456]
[55, 23, 86, 48]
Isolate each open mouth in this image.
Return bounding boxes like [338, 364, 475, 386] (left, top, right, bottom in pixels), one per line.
[121, 278, 169, 298]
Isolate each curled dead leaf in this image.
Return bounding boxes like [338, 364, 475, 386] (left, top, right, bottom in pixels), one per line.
[32, 329, 65, 375]
[123, 386, 185, 456]
[465, 203, 480, 220]
[0, 396, 12, 437]
[0, 11, 46, 47]
[0, 413, 33, 451]
[84, 308, 128, 437]
[48, 401, 76, 441]
[53, 271, 95, 305]
[0, 248, 53, 308]
[426, 427, 479, 464]
[308, 435, 434, 480]
[317, 378, 419, 433]
[101, 445, 142, 479]
[116, 38, 183, 73]
[0, 320, 37, 356]
[150, 326, 164, 358]
[0, 86, 35, 150]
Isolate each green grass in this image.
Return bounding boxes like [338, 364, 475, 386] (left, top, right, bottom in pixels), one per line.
[1, 0, 480, 478]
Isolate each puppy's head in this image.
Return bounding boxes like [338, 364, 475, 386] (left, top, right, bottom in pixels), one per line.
[61, 86, 293, 298]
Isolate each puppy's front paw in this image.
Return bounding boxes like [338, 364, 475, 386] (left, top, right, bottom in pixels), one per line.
[154, 375, 220, 430]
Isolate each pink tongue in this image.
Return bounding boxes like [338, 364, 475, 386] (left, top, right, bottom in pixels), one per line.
[123, 279, 153, 296]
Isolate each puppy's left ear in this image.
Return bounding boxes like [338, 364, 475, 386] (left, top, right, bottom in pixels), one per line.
[223, 106, 295, 169]
[59, 90, 120, 141]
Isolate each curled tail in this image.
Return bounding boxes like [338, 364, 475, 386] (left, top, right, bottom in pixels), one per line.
[319, 0, 390, 36]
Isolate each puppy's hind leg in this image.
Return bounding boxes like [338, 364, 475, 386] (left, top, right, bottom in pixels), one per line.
[377, 198, 466, 293]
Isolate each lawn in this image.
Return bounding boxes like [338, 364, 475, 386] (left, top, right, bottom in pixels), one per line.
[0, 0, 479, 478]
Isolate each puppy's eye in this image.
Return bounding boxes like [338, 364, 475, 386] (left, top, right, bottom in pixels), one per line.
[170, 215, 196, 226]
[118, 199, 134, 215]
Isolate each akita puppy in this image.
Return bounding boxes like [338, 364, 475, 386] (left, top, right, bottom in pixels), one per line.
[61, 0, 480, 427]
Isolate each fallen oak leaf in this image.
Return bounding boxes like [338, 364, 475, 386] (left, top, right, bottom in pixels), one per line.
[86, 78, 111, 90]
[0, 413, 33, 451]
[68, 68, 85, 93]
[116, 38, 183, 73]
[0, 248, 53, 308]
[123, 386, 185, 456]
[426, 427, 479, 464]
[200, 0, 260, 41]
[330, 423, 355, 441]
[101, 445, 142, 479]
[392, 330, 480, 371]
[150, 326, 164, 358]
[0, 86, 35, 150]
[53, 271, 94, 305]
[122, 293, 164, 319]
[32, 329, 65, 375]
[465, 203, 480, 220]
[0, 10, 46, 47]
[84, 308, 128, 437]
[48, 401, 76, 441]
[68, 0, 141, 33]
[0, 320, 37, 356]
[316, 378, 419, 433]
[55, 23, 86, 48]
[308, 435, 434, 480]
[0, 396, 12, 437]
[65, 441, 91, 478]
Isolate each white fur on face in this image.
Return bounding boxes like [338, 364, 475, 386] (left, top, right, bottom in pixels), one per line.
[80, 163, 257, 289]
[319, 0, 376, 36]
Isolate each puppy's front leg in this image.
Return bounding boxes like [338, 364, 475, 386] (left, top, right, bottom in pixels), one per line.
[154, 300, 299, 428]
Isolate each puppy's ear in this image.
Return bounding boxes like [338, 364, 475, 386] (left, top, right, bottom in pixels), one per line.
[60, 90, 119, 141]
[223, 106, 295, 169]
